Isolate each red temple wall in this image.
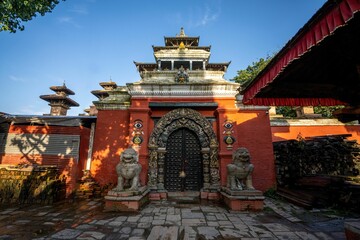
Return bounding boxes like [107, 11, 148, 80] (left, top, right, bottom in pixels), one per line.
[0, 125, 90, 195]
[271, 125, 360, 142]
[217, 108, 276, 192]
[90, 110, 130, 186]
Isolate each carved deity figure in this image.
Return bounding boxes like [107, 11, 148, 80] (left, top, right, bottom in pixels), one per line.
[175, 65, 189, 83]
[226, 147, 255, 191]
[113, 148, 142, 191]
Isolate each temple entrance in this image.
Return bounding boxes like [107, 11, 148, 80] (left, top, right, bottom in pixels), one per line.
[164, 128, 203, 191]
[147, 108, 220, 194]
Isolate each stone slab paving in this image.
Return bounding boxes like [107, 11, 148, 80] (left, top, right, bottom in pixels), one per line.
[0, 198, 358, 239]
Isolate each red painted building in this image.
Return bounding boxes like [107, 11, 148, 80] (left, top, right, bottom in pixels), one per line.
[90, 28, 276, 199]
[2, 6, 360, 200]
[0, 115, 95, 195]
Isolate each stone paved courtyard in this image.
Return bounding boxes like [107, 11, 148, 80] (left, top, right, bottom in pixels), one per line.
[0, 198, 358, 239]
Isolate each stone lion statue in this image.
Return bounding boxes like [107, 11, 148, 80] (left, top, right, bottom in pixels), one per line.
[113, 148, 142, 191]
[226, 147, 255, 191]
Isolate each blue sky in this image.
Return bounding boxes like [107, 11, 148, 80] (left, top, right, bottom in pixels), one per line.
[0, 0, 326, 116]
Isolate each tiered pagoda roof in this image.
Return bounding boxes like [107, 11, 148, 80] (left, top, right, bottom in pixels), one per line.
[134, 27, 229, 74]
[40, 83, 79, 107]
[152, 27, 210, 52]
[164, 27, 200, 47]
[91, 80, 118, 100]
[40, 83, 79, 116]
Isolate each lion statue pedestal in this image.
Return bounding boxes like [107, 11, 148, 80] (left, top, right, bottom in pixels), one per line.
[221, 147, 264, 211]
[104, 148, 149, 212]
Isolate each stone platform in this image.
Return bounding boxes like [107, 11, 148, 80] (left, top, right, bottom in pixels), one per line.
[104, 186, 149, 211]
[221, 187, 265, 211]
[0, 198, 354, 239]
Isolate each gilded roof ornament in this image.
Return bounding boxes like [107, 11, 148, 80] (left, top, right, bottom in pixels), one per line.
[179, 41, 185, 49]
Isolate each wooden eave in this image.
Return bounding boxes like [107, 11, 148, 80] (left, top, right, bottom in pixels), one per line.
[164, 36, 200, 46]
[99, 81, 117, 89]
[152, 46, 211, 52]
[134, 62, 157, 71]
[206, 62, 231, 71]
[49, 86, 75, 95]
[39, 94, 79, 107]
[91, 90, 109, 99]
[240, 0, 360, 107]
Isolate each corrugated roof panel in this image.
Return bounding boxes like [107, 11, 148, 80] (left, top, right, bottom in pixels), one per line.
[0, 133, 80, 157]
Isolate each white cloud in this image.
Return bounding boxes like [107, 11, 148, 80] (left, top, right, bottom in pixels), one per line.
[57, 16, 82, 28]
[195, 4, 220, 27]
[69, 5, 89, 15]
[58, 16, 73, 23]
[9, 75, 25, 82]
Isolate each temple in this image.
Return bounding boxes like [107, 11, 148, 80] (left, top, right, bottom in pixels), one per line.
[90, 27, 275, 200]
[1, 18, 359, 206]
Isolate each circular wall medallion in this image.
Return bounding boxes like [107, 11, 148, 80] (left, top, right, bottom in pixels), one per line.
[224, 136, 235, 145]
[133, 136, 143, 145]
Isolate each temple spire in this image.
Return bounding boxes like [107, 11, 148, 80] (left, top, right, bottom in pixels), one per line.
[178, 27, 186, 37]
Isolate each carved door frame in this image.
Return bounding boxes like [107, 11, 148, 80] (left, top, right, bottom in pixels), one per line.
[148, 108, 220, 192]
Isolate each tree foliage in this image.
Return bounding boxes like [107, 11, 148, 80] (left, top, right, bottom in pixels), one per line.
[276, 106, 297, 118]
[314, 106, 344, 118]
[233, 55, 273, 86]
[0, 0, 64, 33]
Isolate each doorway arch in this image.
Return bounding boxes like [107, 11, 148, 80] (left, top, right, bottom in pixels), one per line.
[148, 108, 220, 192]
[164, 127, 202, 191]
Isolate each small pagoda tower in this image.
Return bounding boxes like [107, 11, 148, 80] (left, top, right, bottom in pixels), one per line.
[40, 83, 79, 116]
[84, 79, 119, 116]
[91, 79, 118, 101]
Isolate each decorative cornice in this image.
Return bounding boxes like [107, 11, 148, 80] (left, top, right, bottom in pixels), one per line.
[93, 86, 131, 110]
[235, 94, 270, 110]
[93, 102, 130, 110]
[271, 118, 359, 126]
[127, 83, 239, 97]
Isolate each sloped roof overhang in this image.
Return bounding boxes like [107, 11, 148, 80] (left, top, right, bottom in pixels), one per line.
[240, 0, 360, 106]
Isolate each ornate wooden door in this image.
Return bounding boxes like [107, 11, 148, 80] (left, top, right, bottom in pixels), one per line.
[164, 128, 203, 191]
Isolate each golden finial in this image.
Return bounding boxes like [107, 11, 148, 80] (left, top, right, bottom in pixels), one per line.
[179, 41, 185, 49]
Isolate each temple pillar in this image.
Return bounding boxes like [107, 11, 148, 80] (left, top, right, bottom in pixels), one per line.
[128, 105, 151, 186]
[91, 86, 131, 186]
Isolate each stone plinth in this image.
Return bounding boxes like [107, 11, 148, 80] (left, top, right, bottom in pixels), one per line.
[201, 191, 221, 200]
[221, 187, 264, 211]
[148, 191, 168, 201]
[345, 221, 360, 240]
[104, 186, 149, 212]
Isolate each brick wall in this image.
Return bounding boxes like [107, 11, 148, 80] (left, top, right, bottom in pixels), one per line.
[220, 109, 276, 192]
[91, 110, 130, 186]
[271, 125, 360, 142]
[0, 125, 91, 196]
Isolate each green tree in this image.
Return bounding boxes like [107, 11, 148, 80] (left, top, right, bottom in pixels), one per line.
[0, 0, 64, 33]
[276, 106, 297, 118]
[314, 106, 344, 118]
[233, 55, 272, 86]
